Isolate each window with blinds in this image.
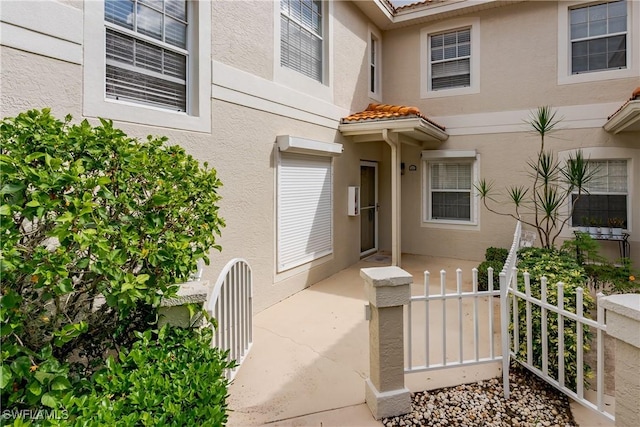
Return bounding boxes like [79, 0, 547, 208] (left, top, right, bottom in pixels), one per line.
[570, 0, 627, 74]
[280, 0, 323, 82]
[429, 162, 472, 221]
[430, 28, 471, 91]
[572, 160, 628, 227]
[277, 152, 333, 272]
[104, 0, 188, 111]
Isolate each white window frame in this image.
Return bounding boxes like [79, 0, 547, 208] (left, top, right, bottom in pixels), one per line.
[560, 147, 634, 235]
[83, 0, 211, 132]
[276, 150, 335, 273]
[422, 150, 479, 227]
[420, 17, 480, 99]
[558, 0, 640, 85]
[274, 0, 333, 102]
[368, 26, 382, 101]
[571, 159, 629, 228]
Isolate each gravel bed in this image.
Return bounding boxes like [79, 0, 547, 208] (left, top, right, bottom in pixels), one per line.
[382, 366, 577, 427]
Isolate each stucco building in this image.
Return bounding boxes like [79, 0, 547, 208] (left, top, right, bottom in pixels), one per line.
[2, 0, 639, 312]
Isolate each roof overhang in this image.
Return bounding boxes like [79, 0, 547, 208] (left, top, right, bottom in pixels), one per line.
[338, 117, 449, 147]
[603, 100, 640, 134]
[354, 0, 527, 30]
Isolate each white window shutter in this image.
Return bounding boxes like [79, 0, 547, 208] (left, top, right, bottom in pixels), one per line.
[278, 152, 333, 272]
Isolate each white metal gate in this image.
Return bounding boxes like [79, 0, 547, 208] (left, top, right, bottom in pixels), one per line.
[206, 258, 253, 380]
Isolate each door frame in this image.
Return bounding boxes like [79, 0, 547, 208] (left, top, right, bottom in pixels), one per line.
[360, 160, 379, 257]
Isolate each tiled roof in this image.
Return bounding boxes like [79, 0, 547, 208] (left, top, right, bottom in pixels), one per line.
[395, 0, 449, 12]
[341, 103, 445, 130]
[607, 87, 640, 120]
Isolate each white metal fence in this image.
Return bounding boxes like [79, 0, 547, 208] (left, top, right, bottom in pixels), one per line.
[501, 266, 613, 421]
[206, 258, 253, 380]
[405, 268, 503, 373]
[405, 221, 614, 421]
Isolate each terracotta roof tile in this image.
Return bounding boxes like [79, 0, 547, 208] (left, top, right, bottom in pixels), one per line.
[342, 103, 445, 130]
[395, 0, 449, 12]
[608, 87, 640, 120]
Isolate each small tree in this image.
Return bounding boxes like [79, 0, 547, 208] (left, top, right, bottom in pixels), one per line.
[476, 106, 595, 249]
[1, 109, 224, 409]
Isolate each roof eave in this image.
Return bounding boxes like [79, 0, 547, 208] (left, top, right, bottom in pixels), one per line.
[604, 100, 640, 134]
[338, 117, 449, 143]
[354, 0, 527, 30]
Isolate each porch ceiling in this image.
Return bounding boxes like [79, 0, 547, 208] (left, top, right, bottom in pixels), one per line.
[338, 103, 449, 146]
[604, 87, 640, 134]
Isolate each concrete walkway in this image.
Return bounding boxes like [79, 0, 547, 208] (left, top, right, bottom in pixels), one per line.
[226, 254, 614, 427]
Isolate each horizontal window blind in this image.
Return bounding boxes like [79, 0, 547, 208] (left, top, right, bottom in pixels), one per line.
[280, 0, 323, 82]
[429, 162, 472, 221]
[104, 0, 188, 111]
[278, 152, 332, 272]
[430, 28, 471, 90]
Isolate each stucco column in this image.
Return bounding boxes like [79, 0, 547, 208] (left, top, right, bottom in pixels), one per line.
[599, 294, 640, 427]
[361, 266, 412, 420]
[158, 281, 209, 328]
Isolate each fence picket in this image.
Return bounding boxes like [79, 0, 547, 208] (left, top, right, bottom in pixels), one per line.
[558, 282, 565, 388]
[576, 287, 584, 399]
[457, 269, 463, 363]
[541, 277, 549, 376]
[472, 268, 479, 362]
[524, 272, 532, 366]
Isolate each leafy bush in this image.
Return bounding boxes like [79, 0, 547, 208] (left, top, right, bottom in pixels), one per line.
[1, 109, 224, 410]
[60, 325, 235, 426]
[485, 247, 508, 263]
[477, 247, 508, 291]
[514, 247, 594, 391]
[561, 233, 640, 294]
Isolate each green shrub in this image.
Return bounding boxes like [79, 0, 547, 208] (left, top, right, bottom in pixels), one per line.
[1, 109, 224, 410]
[59, 325, 235, 426]
[514, 247, 594, 391]
[561, 233, 640, 294]
[477, 260, 504, 292]
[485, 247, 508, 263]
[476, 247, 508, 291]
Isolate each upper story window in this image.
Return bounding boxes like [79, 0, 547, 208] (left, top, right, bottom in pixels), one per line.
[430, 28, 471, 90]
[570, 0, 627, 74]
[280, 0, 323, 82]
[557, 0, 638, 85]
[83, 1, 210, 132]
[104, 0, 188, 112]
[572, 159, 628, 228]
[368, 27, 382, 100]
[420, 18, 480, 99]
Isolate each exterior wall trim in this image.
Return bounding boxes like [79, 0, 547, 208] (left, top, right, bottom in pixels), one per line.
[0, 0, 82, 64]
[432, 102, 622, 135]
[212, 60, 348, 129]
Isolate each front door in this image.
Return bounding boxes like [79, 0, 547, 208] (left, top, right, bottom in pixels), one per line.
[360, 161, 378, 256]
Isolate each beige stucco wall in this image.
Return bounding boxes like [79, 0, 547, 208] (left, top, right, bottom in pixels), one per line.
[383, 2, 638, 113]
[212, 0, 274, 81]
[381, 2, 640, 265]
[400, 126, 640, 265]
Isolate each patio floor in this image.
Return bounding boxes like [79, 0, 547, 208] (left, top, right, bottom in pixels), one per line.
[226, 254, 614, 426]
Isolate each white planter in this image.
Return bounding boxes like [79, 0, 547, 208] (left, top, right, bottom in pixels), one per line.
[600, 227, 611, 238]
[612, 227, 623, 237]
[589, 226, 598, 237]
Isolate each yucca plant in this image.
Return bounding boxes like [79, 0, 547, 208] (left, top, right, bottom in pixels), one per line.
[476, 106, 597, 249]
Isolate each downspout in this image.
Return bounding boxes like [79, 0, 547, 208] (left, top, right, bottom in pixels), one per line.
[382, 129, 401, 267]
